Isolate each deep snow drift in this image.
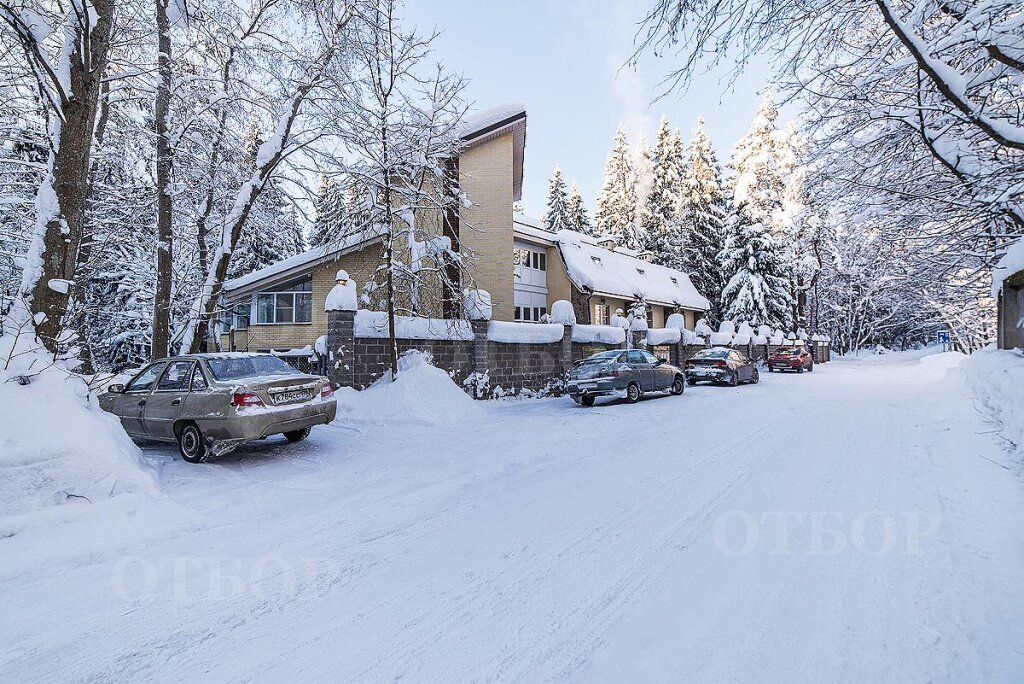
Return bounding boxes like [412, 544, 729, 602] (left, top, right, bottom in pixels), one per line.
[0, 333, 156, 527]
[963, 346, 1024, 467]
[334, 350, 484, 425]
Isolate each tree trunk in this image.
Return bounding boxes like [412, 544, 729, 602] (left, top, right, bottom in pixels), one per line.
[152, 0, 174, 359]
[20, 0, 116, 354]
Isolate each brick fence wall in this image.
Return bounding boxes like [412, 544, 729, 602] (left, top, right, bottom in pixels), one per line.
[322, 310, 831, 398]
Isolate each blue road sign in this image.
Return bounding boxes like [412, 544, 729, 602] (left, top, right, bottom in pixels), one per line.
[937, 331, 950, 344]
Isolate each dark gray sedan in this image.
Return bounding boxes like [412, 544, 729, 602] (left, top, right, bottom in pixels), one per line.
[566, 349, 685, 407]
[100, 353, 337, 463]
[684, 347, 759, 386]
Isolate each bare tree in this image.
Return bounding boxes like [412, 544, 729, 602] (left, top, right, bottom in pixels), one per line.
[1, 0, 117, 353]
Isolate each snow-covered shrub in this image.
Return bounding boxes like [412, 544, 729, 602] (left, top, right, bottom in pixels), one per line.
[718, 320, 736, 335]
[610, 310, 629, 328]
[0, 325, 157, 522]
[694, 318, 714, 337]
[463, 370, 491, 399]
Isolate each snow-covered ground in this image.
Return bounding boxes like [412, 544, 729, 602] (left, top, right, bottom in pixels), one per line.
[2, 349, 1024, 682]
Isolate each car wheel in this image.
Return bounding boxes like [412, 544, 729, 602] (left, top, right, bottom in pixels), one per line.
[626, 382, 641, 403]
[797, 366, 804, 374]
[729, 373, 739, 387]
[177, 422, 208, 464]
[670, 375, 685, 395]
[751, 368, 760, 384]
[808, 363, 814, 372]
[284, 426, 312, 442]
[581, 395, 596, 407]
[686, 377, 697, 386]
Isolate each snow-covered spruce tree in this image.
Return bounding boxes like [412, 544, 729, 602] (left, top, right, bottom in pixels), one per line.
[595, 125, 641, 249]
[310, 175, 344, 247]
[642, 117, 685, 268]
[719, 213, 792, 329]
[679, 117, 728, 322]
[728, 89, 789, 234]
[326, 0, 469, 380]
[566, 181, 594, 235]
[543, 165, 571, 232]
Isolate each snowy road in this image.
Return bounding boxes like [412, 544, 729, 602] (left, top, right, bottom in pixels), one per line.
[3, 351, 1024, 682]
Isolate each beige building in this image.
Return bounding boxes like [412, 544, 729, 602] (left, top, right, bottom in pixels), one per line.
[219, 105, 709, 352]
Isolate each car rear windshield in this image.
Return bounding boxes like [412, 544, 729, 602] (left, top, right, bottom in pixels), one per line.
[776, 348, 799, 355]
[694, 350, 729, 359]
[205, 355, 299, 381]
[583, 351, 622, 363]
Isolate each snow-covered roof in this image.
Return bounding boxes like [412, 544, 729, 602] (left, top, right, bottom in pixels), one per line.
[459, 103, 527, 202]
[222, 228, 385, 300]
[458, 103, 526, 141]
[992, 236, 1024, 297]
[551, 229, 710, 312]
[512, 213, 710, 310]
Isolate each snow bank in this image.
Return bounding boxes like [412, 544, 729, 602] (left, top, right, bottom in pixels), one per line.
[354, 310, 473, 340]
[487, 321, 563, 344]
[963, 348, 1024, 461]
[647, 328, 681, 346]
[550, 299, 576, 325]
[0, 335, 157, 522]
[335, 351, 484, 426]
[992, 236, 1024, 297]
[571, 324, 626, 345]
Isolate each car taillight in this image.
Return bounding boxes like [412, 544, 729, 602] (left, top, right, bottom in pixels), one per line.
[232, 392, 264, 408]
[714, 360, 727, 368]
[685, 361, 694, 368]
[321, 382, 334, 398]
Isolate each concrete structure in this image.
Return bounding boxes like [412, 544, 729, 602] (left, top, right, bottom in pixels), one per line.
[994, 237, 1024, 350]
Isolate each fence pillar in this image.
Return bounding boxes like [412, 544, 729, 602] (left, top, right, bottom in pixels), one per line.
[560, 324, 573, 374]
[326, 309, 356, 388]
[471, 319, 489, 378]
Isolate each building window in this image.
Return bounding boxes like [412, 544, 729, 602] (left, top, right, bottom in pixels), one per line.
[646, 307, 653, 329]
[594, 303, 610, 325]
[255, 276, 313, 324]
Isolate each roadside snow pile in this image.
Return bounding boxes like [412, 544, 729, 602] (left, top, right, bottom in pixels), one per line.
[335, 351, 484, 425]
[0, 333, 157, 521]
[963, 348, 1024, 464]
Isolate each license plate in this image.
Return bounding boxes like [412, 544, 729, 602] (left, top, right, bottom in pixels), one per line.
[579, 382, 596, 389]
[275, 390, 312, 404]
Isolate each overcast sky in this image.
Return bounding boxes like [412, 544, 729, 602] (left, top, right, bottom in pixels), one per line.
[403, 0, 787, 217]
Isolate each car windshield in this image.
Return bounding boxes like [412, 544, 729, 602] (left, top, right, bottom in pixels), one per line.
[205, 355, 299, 381]
[582, 351, 622, 364]
[694, 350, 729, 359]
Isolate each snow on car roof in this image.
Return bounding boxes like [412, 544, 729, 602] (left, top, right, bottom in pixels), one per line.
[551, 226, 711, 311]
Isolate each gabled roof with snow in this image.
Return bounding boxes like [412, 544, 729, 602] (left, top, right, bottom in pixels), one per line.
[459, 103, 527, 202]
[992, 235, 1024, 297]
[222, 227, 386, 301]
[515, 213, 709, 311]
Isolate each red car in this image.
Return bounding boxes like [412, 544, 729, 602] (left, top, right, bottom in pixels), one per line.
[767, 346, 814, 373]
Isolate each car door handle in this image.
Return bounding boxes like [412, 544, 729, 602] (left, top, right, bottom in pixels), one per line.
[171, 398, 181, 406]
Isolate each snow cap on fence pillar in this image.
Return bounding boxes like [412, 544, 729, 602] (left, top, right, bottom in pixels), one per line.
[325, 272, 357, 311]
[666, 313, 685, 330]
[550, 300, 576, 326]
[462, 288, 492, 321]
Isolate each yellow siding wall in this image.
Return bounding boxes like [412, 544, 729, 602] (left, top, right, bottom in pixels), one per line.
[545, 244, 573, 311]
[459, 134, 515, 321]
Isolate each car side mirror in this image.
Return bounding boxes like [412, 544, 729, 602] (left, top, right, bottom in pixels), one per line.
[656, 358, 666, 365]
[108, 383, 125, 394]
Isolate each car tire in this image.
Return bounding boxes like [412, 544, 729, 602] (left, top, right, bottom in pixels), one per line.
[808, 363, 814, 372]
[670, 375, 685, 395]
[177, 422, 208, 464]
[751, 368, 760, 384]
[686, 377, 697, 386]
[284, 426, 312, 442]
[581, 395, 596, 407]
[798, 366, 804, 374]
[626, 382, 641, 404]
[729, 373, 739, 387]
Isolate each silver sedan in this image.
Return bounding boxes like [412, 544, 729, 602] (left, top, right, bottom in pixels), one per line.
[100, 353, 337, 462]
[566, 349, 685, 407]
